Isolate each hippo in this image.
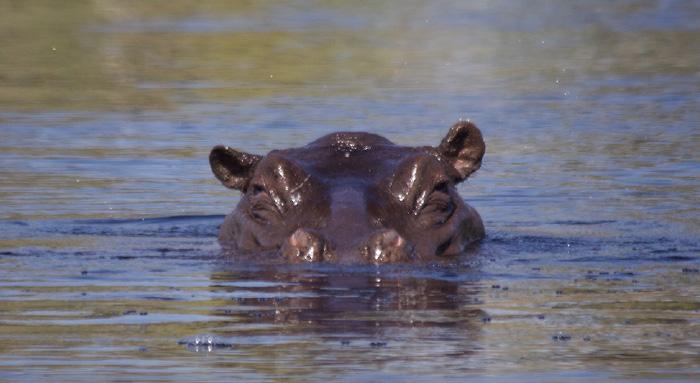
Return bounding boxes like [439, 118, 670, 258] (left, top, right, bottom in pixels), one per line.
[209, 120, 485, 264]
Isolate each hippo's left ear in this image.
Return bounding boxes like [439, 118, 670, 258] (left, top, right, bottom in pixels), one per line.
[437, 120, 485, 182]
[209, 145, 262, 191]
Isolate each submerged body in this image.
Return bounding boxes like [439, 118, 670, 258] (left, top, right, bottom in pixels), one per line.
[210, 121, 485, 263]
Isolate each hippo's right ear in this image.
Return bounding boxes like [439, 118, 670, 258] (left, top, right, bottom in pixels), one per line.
[209, 145, 262, 191]
[437, 120, 485, 182]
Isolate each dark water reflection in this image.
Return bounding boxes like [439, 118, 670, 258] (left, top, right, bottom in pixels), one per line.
[1, 0, 699, 381]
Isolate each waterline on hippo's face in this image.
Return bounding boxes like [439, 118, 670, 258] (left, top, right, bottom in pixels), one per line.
[209, 120, 486, 264]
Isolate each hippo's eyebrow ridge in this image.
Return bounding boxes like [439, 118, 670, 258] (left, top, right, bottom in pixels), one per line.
[289, 174, 311, 194]
[289, 174, 311, 206]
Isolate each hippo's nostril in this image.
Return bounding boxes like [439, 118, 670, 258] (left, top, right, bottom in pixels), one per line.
[363, 229, 414, 264]
[383, 230, 403, 248]
[282, 228, 329, 263]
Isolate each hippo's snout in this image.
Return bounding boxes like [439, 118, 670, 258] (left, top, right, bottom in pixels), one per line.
[282, 228, 330, 263]
[362, 229, 414, 264]
[281, 228, 414, 264]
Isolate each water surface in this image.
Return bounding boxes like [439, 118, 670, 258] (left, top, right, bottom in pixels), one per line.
[0, 1, 699, 382]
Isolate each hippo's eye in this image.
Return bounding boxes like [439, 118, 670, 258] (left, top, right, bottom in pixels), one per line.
[434, 181, 449, 194]
[251, 184, 265, 195]
[248, 184, 280, 224]
[420, 181, 454, 225]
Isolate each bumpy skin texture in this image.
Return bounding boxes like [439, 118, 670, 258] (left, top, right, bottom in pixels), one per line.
[210, 121, 485, 263]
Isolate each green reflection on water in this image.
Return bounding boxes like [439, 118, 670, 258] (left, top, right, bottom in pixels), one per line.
[2, 1, 698, 111]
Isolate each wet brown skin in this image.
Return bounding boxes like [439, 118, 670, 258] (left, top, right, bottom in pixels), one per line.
[209, 120, 485, 264]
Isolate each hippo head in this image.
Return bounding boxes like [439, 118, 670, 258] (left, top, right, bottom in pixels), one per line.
[210, 120, 485, 264]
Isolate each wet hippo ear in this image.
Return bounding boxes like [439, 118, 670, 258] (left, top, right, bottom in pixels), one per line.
[437, 120, 485, 182]
[209, 145, 262, 191]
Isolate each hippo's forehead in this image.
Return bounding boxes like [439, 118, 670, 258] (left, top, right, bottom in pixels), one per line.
[271, 132, 431, 182]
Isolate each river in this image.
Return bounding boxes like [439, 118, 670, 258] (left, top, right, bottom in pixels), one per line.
[0, 1, 698, 381]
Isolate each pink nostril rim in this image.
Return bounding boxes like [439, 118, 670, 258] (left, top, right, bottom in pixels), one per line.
[289, 228, 307, 247]
[381, 230, 403, 248]
[364, 229, 413, 264]
[283, 228, 329, 263]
